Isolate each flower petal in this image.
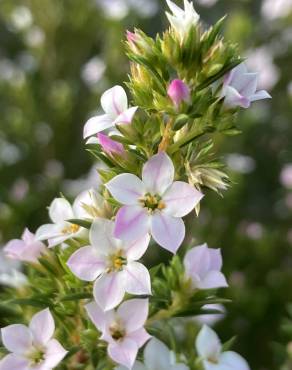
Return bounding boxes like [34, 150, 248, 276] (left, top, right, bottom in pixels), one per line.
[29, 308, 55, 346]
[49, 198, 74, 224]
[125, 234, 151, 261]
[223, 86, 250, 109]
[35, 224, 63, 241]
[83, 114, 113, 138]
[142, 152, 174, 194]
[200, 271, 228, 290]
[151, 213, 185, 253]
[4, 240, 25, 259]
[117, 298, 149, 333]
[108, 339, 138, 369]
[101, 85, 128, 119]
[115, 361, 146, 370]
[1, 324, 32, 355]
[93, 272, 126, 311]
[124, 262, 151, 295]
[183, 244, 211, 279]
[219, 351, 250, 370]
[21, 228, 34, 243]
[0, 354, 29, 370]
[114, 206, 150, 242]
[250, 90, 272, 102]
[127, 328, 151, 348]
[106, 174, 144, 205]
[163, 181, 203, 217]
[114, 106, 138, 125]
[85, 301, 110, 332]
[196, 325, 221, 361]
[43, 339, 68, 368]
[232, 72, 258, 96]
[67, 246, 106, 281]
[144, 338, 172, 369]
[89, 218, 118, 254]
[209, 248, 223, 271]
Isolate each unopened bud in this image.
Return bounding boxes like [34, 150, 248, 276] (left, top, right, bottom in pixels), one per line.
[167, 79, 190, 107]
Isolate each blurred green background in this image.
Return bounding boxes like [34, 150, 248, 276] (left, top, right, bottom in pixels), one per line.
[0, 0, 292, 369]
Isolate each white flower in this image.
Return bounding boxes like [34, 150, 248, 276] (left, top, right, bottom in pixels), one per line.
[196, 325, 250, 370]
[166, 0, 199, 41]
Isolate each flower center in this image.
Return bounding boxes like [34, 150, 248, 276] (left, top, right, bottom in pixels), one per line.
[109, 322, 126, 341]
[28, 347, 45, 365]
[61, 223, 80, 235]
[139, 193, 165, 213]
[107, 251, 127, 273]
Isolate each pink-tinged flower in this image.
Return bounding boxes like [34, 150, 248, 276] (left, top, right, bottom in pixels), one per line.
[166, 0, 199, 41]
[106, 152, 203, 253]
[35, 192, 89, 247]
[85, 299, 151, 369]
[67, 218, 151, 311]
[222, 63, 271, 109]
[4, 228, 46, 263]
[116, 337, 189, 370]
[0, 308, 67, 370]
[83, 85, 138, 139]
[184, 244, 228, 290]
[167, 79, 190, 107]
[196, 325, 250, 370]
[97, 133, 125, 156]
[126, 31, 138, 43]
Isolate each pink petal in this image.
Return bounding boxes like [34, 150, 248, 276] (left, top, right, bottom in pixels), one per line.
[83, 114, 113, 138]
[114, 206, 150, 242]
[49, 198, 74, 224]
[4, 240, 25, 260]
[85, 301, 108, 332]
[93, 272, 126, 311]
[114, 106, 138, 125]
[127, 328, 151, 348]
[167, 79, 190, 107]
[29, 308, 55, 346]
[125, 234, 151, 261]
[1, 324, 32, 354]
[163, 181, 204, 217]
[219, 351, 250, 370]
[0, 354, 29, 370]
[150, 212, 185, 253]
[43, 339, 67, 368]
[124, 262, 151, 295]
[67, 246, 106, 281]
[108, 339, 138, 369]
[224, 86, 250, 109]
[90, 218, 118, 255]
[117, 298, 149, 333]
[183, 244, 211, 279]
[101, 85, 128, 119]
[106, 174, 144, 205]
[98, 133, 125, 155]
[142, 152, 174, 194]
[21, 228, 34, 243]
[200, 271, 228, 289]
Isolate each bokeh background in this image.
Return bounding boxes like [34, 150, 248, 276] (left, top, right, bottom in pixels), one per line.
[0, 0, 292, 369]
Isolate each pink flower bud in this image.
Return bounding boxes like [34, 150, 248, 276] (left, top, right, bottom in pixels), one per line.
[167, 79, 190, 107]
[126, 30, 137, 43]
[97, 133, 125, 156]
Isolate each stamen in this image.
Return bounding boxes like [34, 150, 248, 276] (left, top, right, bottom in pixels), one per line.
[61, 224, 80, 234]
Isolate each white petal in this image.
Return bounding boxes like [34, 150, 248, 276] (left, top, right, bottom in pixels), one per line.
[142, 152, 174, 194]
[124, 262, 151, 295]
[114, 106, 138, 125]
[163, 181, 203, 217]
[125, 234, 151, 261]
[67, 246, 106, 281]
[93, 272, 126, 311]
[250, 90, 272, 102]
[166, 0, 184, 16]
[0, 354, 29, 370]
[200, 271, 228, 289]
[196, 325, 221, 361]
[29, 308, 55, 345]
[49, 198, 74, 224]
[106, 174, 144, 205]
[43, 339, 67, 368]
[117, 298, 149, 333]
[184, 244, 211, 279]
[35, 224, 63, 241]
[101, 85, 128, 119]
[127, 328, 151, 348]
[151, 212, 185, 253]
[1, 324, 32, 355]
[85, 301, 109, 332]
[144, 338, 172, 369]
[108, 339, 138, 369]
[115, 361, 147, 370]
[223, 86, 250, 109]
[219, 351, 250, 370]
[232, 73, 258, 96]
[89, 218, 118, 254]
[83, 114, 113, 138]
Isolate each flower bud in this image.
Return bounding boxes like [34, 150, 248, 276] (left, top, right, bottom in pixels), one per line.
[97, 133, 125, 156]
[126, 30, 137, 43]
[167, 79, 190, 107]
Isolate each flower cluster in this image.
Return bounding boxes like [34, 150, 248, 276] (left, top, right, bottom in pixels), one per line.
[0, 0, 271, 369]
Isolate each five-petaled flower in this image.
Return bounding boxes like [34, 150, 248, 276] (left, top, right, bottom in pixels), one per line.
[86, 299, 151, 369]
[115, 337, 189, 370]
[106, 152, 203, 253]
[196, 325, 250, 370]
[4, 228, 46, 264]
[166, 0, 199, 41]
[222, 63, 271, 109]
[0, 308, 67, 370]
[83, 85, 138, 139]
[67, 218, 151, 311]
[35, 192, 89, 247]
[184, 244, 228, 290]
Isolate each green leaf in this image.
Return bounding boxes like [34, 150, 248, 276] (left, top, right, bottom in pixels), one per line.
[8, 298, 49, 308]
[59, 292, 92, 301]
